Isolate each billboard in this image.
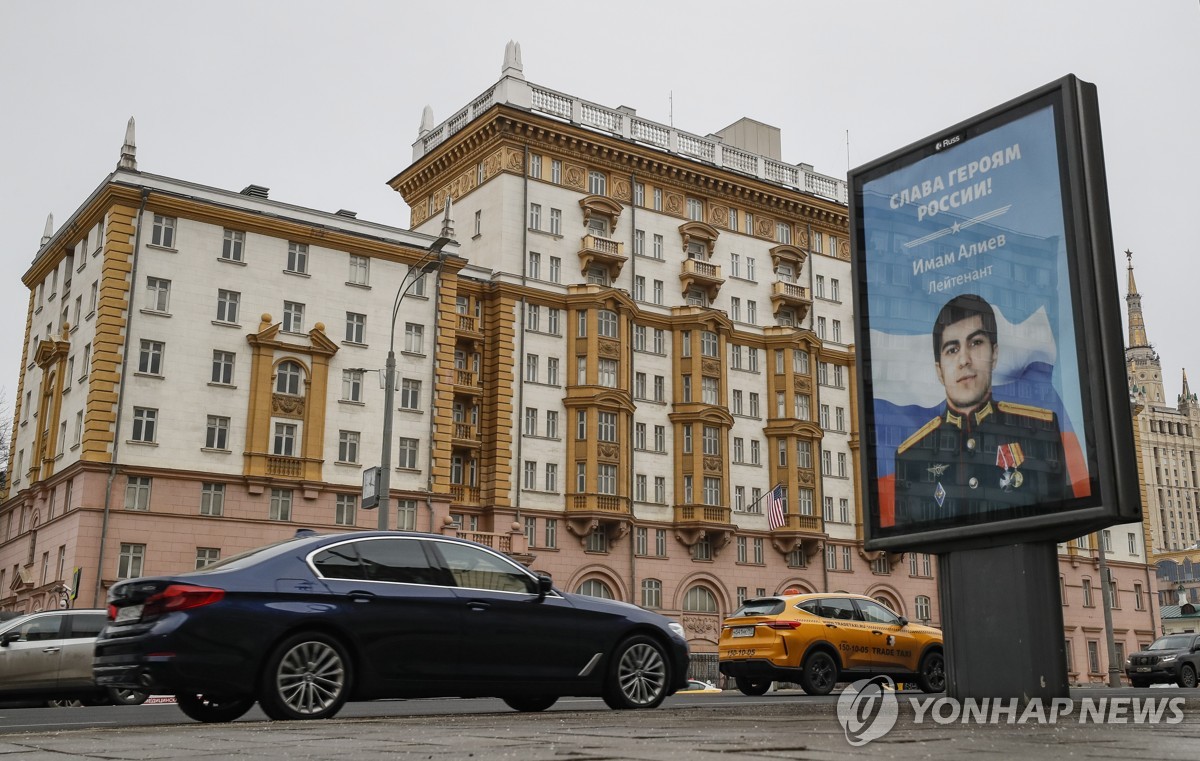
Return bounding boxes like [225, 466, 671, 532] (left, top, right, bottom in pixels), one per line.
[850, 76, 1139, 552]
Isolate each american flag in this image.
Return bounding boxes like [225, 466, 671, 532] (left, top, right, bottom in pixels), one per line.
[767, 484, 787, 530]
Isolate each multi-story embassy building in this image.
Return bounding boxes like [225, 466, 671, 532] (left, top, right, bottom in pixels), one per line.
[1124, 252, 1200, 614]
[1, 46, 1154, 680]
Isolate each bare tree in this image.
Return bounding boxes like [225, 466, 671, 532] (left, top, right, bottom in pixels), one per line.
[0, 387, 10, 488]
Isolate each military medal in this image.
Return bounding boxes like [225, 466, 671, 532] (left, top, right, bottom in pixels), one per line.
[996, 443, 1025, 491]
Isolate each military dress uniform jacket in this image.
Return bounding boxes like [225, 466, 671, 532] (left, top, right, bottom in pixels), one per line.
[893, 399, 1071, 526]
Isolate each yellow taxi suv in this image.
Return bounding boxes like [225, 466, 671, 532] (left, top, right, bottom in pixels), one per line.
[718, 592, 944, 696]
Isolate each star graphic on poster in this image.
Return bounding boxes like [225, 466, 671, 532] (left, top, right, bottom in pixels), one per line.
[951, 221, 961, 233]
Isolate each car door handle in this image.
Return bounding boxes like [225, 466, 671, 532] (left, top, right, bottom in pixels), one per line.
[825, 623, 838, 629]
[871, 630, 883, 635]
[41, 647, 61, 653]
[467, 601, 490, 612]
[348, 591, 376, 603]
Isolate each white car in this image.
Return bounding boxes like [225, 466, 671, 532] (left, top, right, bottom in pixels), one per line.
[0, 609, 146, 706]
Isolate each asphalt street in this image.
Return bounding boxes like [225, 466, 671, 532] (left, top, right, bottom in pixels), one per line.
[0, 688, 1197, 760]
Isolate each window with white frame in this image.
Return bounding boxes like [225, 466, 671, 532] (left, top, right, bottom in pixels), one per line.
[348, 254, 369, 285]
[211, 350, 235, 385]
[404, 323, 424, 354]
[345, 312, 366, 344]
[283, 301, 305, 333]
[550, 208, 561, 236]
[400, 379, 421, 410]
[335, 494, 357, 526]
[118, 543, 146, 579]
[216, 289, 240, 323]
[286, 242, 308, 274]
[205, 415, 230, 450]
[273, 422, 297, 456]
[529, 203, 541, 230]
[138, 339, 164, 375]
[200, 483, 225, 516]
[338, 430, 360, 463]
[131, 407, 157, 443]
[588, 171, 607, 195]
[397, 437, 419, 469]
[151, 215, 175, 248]
[146, 276, 171, 312]
[125, 476, 151, 510]
[342, 369, 363, 402]
[270, 488, 293, 521]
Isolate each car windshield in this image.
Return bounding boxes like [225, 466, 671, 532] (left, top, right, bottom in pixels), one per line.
[1149, 635, 1193, 651]
[730, 599, 785, 617]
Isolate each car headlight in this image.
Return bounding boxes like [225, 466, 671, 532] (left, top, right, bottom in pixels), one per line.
[668, 622, 686, 640]
[1160, 654, 1177, 663]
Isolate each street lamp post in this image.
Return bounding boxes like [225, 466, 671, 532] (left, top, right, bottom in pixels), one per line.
[377, 214, 454, 529]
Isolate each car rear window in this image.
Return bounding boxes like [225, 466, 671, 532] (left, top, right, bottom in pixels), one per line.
[730, 599, 785, 616]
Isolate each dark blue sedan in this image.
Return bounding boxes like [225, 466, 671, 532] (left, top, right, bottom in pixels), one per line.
[94, 531, 690, 722]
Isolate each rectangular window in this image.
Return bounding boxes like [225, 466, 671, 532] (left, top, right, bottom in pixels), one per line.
[636, 474, 647, 502]
[545, 411, 558, 438]
[588, 171, 607, 195]
[524, 408, 538, 436]
[151, 215, 175, 248]
[654, 425, 666, 452]
[528, 202, 542, 229]
[125, 476, 151, 511]
[732, 390, 743, 416]
[138, 339, 164, 375]
[400, 379, 421, 409]
[545, 463, 558, 492]
[749, 392, 760, 418]
[345, 254, 370, 285]
[273, 422, 297, 456]
[216, 289, 240, 323]
[283, 301, 305, 333]
[523, 460, 537, 490]
[270, 488, 293, 521]
[652, 234, 663, 260]
[342, 369, 363, 402]
[529, 154, 542, 178]
[551, 160, 562, 184]
[545, 518, 558, 548]
[335, 494, 357, 526]
[525, 517, 537, 548]
[286, 242, 308, 274]
[549, 256, 561, 283]
[205, 415, 230, 450]
[211, 350, 235, 385]
[550, 208, 562, 236]
[750, 439, 761, 465]
[404, 323, 424, 354]
[118, 543, 146, 579]
[526, 354, 539, 383]
[131, 407, 157, 443]
[338, 430, 360, 463]
[397, 437, 419, 469]
[200, 483, 225, 516]
[146, 276, 171, 312]
[345, 312, 366, 344]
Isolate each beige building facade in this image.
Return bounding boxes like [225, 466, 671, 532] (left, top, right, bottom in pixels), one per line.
[2, 46, 1155, 682]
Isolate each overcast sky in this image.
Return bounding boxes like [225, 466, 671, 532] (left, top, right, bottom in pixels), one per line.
[1, 1, 1197, 414]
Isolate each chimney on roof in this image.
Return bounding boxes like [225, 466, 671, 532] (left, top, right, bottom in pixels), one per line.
[419, 105, 434, 137]
[118, 117, 137, 171]
[41, 213, 54, 247]
[334, 209, 358, 219]
[502, 40, 524, 80]
[240, 185, 270, 199]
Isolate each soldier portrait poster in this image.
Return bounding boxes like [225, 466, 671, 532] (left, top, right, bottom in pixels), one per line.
[852, 90, 1103, 544]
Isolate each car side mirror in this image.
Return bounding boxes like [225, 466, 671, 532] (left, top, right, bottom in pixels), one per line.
[0, 631, 19, 647]
[534, 573, 553, 602]
[898, 616, 909, 627]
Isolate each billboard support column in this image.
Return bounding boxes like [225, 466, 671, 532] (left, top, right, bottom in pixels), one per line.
[938, 541, 1068, 701]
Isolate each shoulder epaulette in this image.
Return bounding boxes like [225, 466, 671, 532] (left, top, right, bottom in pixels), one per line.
[997, 401, 1055, 423]
[897, 416, 942, 455]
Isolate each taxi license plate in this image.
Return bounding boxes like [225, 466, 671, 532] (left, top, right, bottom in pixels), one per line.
[1136, 666, 1151, 673]
[732, 626, 755, 638]
[115, 604, 143, 623]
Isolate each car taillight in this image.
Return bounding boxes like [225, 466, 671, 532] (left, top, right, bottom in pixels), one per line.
[107, 604, 118, 621]
[143, 584, 225, 616]
[765, 621, 803, 630]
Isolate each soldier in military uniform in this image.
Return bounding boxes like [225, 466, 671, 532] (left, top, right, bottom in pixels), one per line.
[894, 294, 1071, 526]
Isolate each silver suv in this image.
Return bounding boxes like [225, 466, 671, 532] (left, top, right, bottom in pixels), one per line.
[0, 609, 147, 706]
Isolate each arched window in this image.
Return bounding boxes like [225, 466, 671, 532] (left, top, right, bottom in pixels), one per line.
[577, 579, 613, 599]
[915, 595, 932, 622]
[683, 585, 717, 613]
[275, 361, 304, 395]
[641, 579, 662, 609]
[874, 595, 902, 617]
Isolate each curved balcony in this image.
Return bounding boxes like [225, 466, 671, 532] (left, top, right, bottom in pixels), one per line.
[679, 258, 725, 302]
[769, 512, 826, 557]
[770, 280, 813, 322]
[578, 234, 627, 281]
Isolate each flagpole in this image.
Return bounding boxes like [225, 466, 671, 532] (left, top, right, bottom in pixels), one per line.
[747, 483, 782, 513]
